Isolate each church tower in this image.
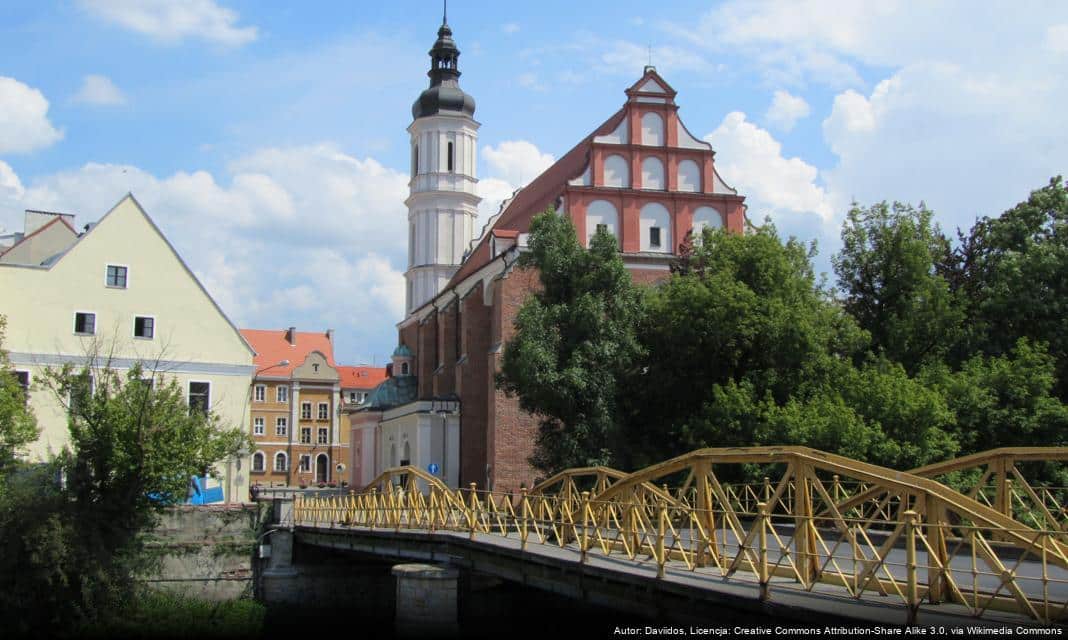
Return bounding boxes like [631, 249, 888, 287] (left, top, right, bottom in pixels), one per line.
[405, 11, 480, 315]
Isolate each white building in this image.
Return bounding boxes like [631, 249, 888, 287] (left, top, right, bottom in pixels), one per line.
[0, 195, 256, 503]
[404, 15, 481, 315]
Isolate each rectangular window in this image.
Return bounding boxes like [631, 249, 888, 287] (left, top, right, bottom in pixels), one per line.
[188, 382, 210, 414]
[106, 265, 127, 288]
[74, 312, 96, 335]
[447, 141, 454, 172]
[277, 386, 288, 404]
[317, 428, 328, 444]
[348, 391, 357, 403]
[318, 403, 328, 420]
[596, 223, 608, 235]
[134, 316, 154, 339]
[275, 417, 288, 436]
[253, 417, 265, 436]
[301, 402, 311, 420]
[254, 385, 265, 402]
[13, 371, 29, 406]
[299, 455, 311, 472]
[649, 226, 662, 248]
[300, 427, 311, 444]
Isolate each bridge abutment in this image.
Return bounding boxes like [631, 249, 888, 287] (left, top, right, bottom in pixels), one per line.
[392, 563, 460, 637]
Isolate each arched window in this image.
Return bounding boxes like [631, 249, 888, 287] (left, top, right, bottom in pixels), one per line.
[252, 452, 265, 472]
[408, 222, 416, 266]
[640, 202, 672, 253]
[677, 160, 700, 192]
[692, 206, 724, 244]
[585, 200, 619, 248]
[641, 157, 665, 190]
[641, 112, 664, 146]
[274, 452, 287, 472]
[390, 443, 397, 467]
[447, 142, 454, 172]
[401, 362, 410, 375]
[402, 442, 411, 466]
[603, 154, 629, 188]
[412, 145, 419, 177]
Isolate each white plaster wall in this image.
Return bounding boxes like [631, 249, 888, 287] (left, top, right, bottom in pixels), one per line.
[641, 112, 664, 146]
[677, 159, 701, 192]
[585, 200, 619, 247]
[642, 157, 665, 190]
[639, 202, 671, 253]
[693, 205, 724, 242]
[603, 155, 629, 188]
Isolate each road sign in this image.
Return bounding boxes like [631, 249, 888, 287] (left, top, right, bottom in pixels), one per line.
[427, 463, 440, 475]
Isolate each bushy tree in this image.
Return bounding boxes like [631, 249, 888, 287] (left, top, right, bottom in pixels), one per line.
[0, 316, 38, 475]
[944, 177, 1068, 398]
[497, 209, 644, 472]
[833, 201, 963, 373]
[0, 353, 249, 636]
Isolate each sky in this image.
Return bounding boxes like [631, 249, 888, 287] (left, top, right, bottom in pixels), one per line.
[2, 1, 1067, 366]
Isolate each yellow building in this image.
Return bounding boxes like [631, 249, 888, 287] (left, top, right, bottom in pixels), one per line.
[242, 328, 351, 488]
[0, 195, 256, 503]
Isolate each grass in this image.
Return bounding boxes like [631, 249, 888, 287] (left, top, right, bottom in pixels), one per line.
[83, 590, 266, 639]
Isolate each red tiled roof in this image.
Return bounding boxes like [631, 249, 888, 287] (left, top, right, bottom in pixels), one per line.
[443, 107, 627, 290]
[239, 328, 336, 377]
[337, 365, 388, 389]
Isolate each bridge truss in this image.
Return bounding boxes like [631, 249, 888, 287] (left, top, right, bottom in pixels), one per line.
[292, 446, 1068, 625]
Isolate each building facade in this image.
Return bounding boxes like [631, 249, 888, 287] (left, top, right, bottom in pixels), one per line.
[243, 329, 386, 488]
[0, 196, 256, 504]
[351, 19, 747, 495]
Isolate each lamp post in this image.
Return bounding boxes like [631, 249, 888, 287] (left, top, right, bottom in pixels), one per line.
[431, 395, 460, 487]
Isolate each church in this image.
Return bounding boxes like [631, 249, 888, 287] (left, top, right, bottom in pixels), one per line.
[347, 15, 747, 493]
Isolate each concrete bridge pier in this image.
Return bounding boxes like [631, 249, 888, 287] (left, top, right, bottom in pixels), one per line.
[392, 563, 459, 637]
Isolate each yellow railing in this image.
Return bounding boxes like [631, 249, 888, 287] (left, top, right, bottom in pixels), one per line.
[291, 445, 1068, 625]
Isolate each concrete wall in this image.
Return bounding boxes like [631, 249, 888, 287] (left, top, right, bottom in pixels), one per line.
[140, 504, 266, 601]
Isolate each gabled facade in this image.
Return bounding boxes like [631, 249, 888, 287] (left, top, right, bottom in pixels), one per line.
[0, 195, 256, 504]
[353, 24, 748, 495]
[241, 327, 348, 487]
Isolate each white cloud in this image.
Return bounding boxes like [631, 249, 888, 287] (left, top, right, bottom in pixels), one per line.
[705, 112, 833, 222]
[1048, 24, 1068, 54]
[78, 0, 258, 47]
[517, 73, 545, 92]
[1, 144, 409, 364]
[765, 90, 810, 132]
[73, 74, 126, 106]
[502, 23, 520, 35]
[598, 41, 715, 76]
[0, 77, 64, 154]
[482, 140, 555, 189]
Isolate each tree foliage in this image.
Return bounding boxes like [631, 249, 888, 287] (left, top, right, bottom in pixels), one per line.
[503, 179, 1068, 479]
[497, 210, 644, 472]
[0, 316, 38, 475]
[0, 349, 249, 636]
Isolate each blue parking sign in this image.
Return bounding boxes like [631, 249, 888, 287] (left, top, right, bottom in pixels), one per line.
[428, 463, 440, 475]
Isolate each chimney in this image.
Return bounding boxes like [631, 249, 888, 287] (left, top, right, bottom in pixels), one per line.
[285, 327, 296, 345]
[326, 329, 334, 343]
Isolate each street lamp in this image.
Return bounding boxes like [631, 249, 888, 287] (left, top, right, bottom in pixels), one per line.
[430, 395, 460, 487]
[257, 359, 290, 375]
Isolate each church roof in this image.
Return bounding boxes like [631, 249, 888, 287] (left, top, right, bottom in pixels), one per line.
[392, 344, 413, 358]
[363, 375, 418, 411]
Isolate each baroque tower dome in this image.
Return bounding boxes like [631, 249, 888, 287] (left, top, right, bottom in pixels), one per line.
[411, 18, 476, 119]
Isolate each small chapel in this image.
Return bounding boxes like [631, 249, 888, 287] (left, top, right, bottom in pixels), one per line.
[347, 14, 747, 493]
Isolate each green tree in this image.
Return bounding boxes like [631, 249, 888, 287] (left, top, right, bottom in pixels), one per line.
[0, 316, 39, 474]
[0, 355, 250, 636]
[497, 209, 645, 473]
[944, 177, 1068, 398]
[833, 201, 963, 373]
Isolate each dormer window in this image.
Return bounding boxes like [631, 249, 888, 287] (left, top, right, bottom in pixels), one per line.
[106, 265, 127, 288]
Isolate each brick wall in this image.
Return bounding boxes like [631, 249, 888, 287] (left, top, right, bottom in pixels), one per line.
[434, 303, 457, 396]
[458, 284, 491, 488]
[417, 314, 437, 398]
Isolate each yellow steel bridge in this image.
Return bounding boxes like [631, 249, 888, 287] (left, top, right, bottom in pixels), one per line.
[291, 446, 1068, 626]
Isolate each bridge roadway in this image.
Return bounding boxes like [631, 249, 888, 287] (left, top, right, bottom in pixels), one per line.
[292, 519, 1057, 630]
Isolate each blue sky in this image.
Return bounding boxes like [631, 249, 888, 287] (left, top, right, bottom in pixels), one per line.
[3, 1, 1067, 366]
